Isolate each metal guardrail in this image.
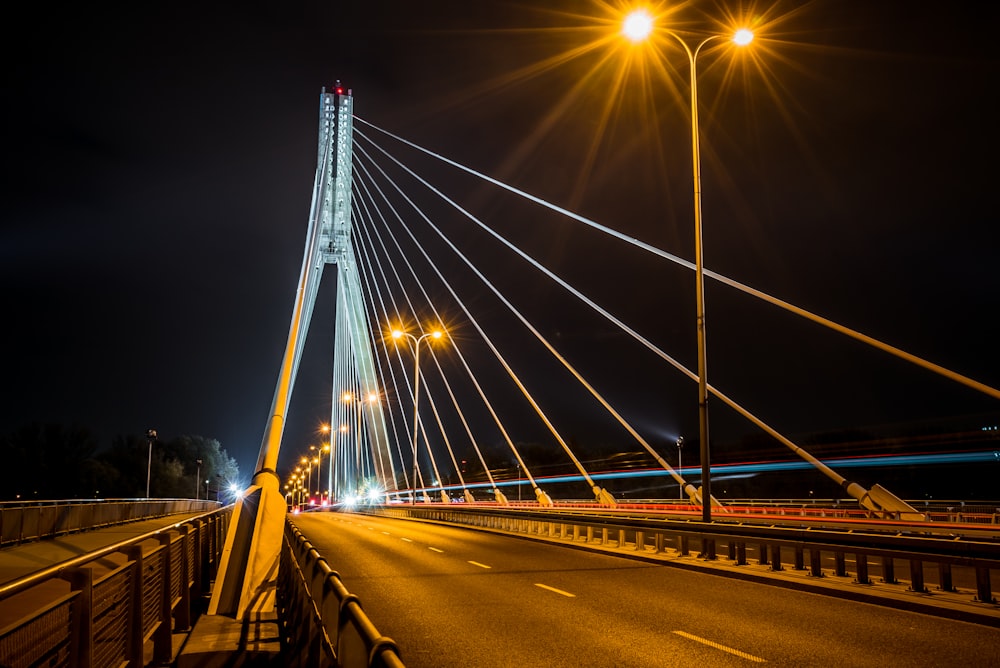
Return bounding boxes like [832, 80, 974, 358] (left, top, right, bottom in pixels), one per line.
[371, 505, 1000, 607]
[0, 506, 230, 667]
[279, 519, 405, 668]
[0, 499, 221, 547]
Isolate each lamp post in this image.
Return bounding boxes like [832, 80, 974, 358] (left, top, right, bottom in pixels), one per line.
[675, 438, 684, 500]
[311, 443, 330, 500]
[195, 459, 202, 500]
[623, 12, 753, 521]
[392, 326, 445, 504]
[145, 429, 157, 499]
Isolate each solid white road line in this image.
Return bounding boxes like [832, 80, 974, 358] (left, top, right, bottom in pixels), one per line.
[534, 583, 575, 598]
[467, 561, 492, 569]
[672, 631, 766, 663]
[428, 547, 444, 553]
[401, 537, 413, 542]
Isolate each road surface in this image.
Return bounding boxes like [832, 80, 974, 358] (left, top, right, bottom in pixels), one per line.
[291, 512, 999, 667]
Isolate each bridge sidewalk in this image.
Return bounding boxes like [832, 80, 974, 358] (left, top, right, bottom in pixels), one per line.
[0, 512, 208, 587]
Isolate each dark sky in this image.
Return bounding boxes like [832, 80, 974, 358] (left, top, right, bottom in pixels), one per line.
[3, 1, 999, 486]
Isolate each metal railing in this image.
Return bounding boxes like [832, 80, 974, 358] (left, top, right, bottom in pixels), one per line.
[0, 499, 221, 546]
[369, 505, 1000, 611]
[279, 519, 404, 668]
[0, 506, 230, 667]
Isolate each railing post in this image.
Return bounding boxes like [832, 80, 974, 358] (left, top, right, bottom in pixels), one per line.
[909, 559, 926, 593]
[938, 562, 955, 592]
[834, 551, 847, 577]
[154, 534, 173, 665]
[655, 533, 665, 554]
[700, 538, 716, 561]
[601, 528, 609, 545]
[123, 544, 144, 667]
[769, 544, 782, 571]
[794, 546, 805, 570]
[636, 531, 645, 551]
[617, 529, 625, 548]
[975, 567, 995, 604]
[881, 556, 897, 584]
[855, 553, 870, 585]
[809, 549, 823, 577]
[176, 525, 193, 631]
[758, 542, 768, 566]
[679, 535, 689, 557]
[736, 542, 747, 566]
[727, 541, 736, 560]
[64, 567, 94, 668]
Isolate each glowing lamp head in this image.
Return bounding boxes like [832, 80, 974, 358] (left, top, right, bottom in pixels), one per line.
[391, 329, 404, 340]
[622, 10, 654, 43]
[733, 28, 754, 46]
[431, 330, 443, 340]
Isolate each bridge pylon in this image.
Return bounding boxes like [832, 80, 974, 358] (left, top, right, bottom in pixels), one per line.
[208, 84, 395, 619]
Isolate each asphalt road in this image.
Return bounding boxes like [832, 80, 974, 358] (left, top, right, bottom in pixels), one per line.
[291, 512, 999, 667]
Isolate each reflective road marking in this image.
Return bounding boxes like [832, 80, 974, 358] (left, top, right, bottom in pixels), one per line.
[534, 583, 575, 598]
[672, 631, 766, 663]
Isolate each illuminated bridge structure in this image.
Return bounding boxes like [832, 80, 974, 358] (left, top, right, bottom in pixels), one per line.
[206, 87, 1000, 622]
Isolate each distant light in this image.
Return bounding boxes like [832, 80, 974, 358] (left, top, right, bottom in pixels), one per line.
[733, 29, 754, 46]
[622, 10, 653, 43]
[229, 483, 241, 496]
[431, 330, 443, 339]
[344, 495, 357, 507]
[391, 329, 404, 339]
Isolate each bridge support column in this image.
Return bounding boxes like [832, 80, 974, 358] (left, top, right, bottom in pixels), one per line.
[208, 472, 286, 619]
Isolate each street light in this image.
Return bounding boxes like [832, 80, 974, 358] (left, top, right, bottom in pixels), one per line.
[623, 11, 753, 521]
[195, 459, 202, 500]
[310, 443, 330, 500]
[145, 429, 157, 499]
[392, 325, 445, 504]
[675, 438, 684, 500]
[300, 456, 312, 505]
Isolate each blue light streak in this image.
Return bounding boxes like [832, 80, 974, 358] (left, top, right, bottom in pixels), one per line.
[431, 450, 999, 493]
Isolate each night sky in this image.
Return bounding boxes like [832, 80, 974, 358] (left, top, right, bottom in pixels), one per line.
[3, 1, 998, 493]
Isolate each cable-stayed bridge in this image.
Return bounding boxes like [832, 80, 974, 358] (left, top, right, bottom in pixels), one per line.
[204, 84, 999, 620]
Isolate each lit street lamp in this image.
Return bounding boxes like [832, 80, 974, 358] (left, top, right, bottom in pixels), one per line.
[624, 11, 753, 521]
[392, 325, 445, 504]
[310, 443, 330, 500]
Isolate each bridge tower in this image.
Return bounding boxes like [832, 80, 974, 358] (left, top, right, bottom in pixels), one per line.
[209, 84, 393, 619]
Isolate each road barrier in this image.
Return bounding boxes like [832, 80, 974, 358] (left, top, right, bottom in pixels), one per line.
[0, 507, 230, 667]
[0, 499, 221, 546]
[280, 519, 404, 667]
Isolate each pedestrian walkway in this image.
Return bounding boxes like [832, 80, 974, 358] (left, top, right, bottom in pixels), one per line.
[0, 512, 207, 587]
